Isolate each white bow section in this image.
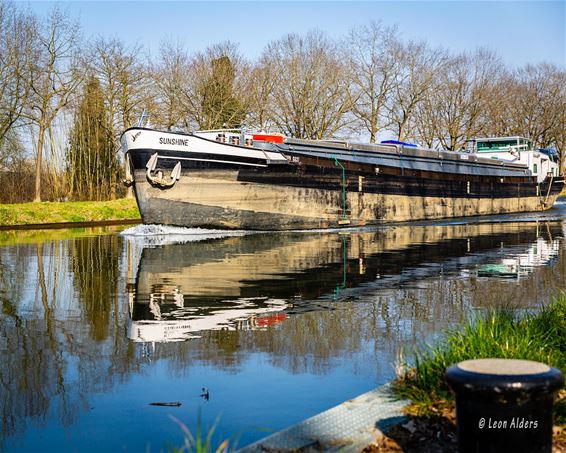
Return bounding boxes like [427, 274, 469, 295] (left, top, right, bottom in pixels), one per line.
[121, 128, 288, 165]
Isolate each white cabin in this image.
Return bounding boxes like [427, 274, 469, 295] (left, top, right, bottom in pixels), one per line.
[469, 136, 560, 183]
[192, 129, 285, 146]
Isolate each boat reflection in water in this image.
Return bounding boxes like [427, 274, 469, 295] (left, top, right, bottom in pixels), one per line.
[476, 235, 560, 279]
[125, 231, 293, 342]
[127, 295, 288, 342]
[124, 221, 562, 344]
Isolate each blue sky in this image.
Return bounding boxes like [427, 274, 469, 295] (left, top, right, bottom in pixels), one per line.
[20, 1, 565, 68]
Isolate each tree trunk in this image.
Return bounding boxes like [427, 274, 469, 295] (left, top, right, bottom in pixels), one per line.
[34, 123, 46, 202]
[398, 123, 406, 142]
[369, 127, 376, 144]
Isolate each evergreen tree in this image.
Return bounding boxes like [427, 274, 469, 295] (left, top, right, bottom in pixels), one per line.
[67, 76, 118, 200]
[201, 55, 244, 129]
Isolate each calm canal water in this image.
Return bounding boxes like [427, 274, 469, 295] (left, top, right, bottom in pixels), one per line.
[2, 201, 566, 452]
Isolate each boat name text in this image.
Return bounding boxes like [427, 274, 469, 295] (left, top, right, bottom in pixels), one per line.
[159, 137, 189, 146]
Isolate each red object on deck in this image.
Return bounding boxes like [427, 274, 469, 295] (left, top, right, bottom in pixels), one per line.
[252, 134, 285, 144]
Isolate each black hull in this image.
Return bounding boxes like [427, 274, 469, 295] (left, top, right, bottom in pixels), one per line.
[128, 147, 563, 201]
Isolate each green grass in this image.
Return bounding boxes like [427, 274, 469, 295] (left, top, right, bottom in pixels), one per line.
[0, 198, 140, 226]
[394, 297, 566, 423]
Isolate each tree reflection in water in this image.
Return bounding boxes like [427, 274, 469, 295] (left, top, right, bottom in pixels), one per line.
[0, 220, 564, 451]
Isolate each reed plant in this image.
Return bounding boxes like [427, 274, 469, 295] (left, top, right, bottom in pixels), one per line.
[394, 297, 566, 423]
[169, 415, 231, 453]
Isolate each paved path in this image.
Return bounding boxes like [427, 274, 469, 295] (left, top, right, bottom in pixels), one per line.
[238, 384, 407, 452]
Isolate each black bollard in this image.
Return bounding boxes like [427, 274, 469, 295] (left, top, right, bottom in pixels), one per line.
[445, 358, 563, 453]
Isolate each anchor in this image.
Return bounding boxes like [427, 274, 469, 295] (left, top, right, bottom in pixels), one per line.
[146, 153, 182, 188]
[122, 153, 134, 187]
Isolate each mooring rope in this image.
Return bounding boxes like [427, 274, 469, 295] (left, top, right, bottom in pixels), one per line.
[542, 173, 554, 207]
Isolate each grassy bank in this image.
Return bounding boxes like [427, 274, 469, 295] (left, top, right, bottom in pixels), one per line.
[0, 198, 140, 227]
[394, 298, 566, 424]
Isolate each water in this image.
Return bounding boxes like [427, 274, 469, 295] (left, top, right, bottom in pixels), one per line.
[2, 204, 566, 452]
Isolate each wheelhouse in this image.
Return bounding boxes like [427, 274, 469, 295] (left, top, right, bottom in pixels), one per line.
[469, 136, 560, 183]
[474, 137, 531, 153]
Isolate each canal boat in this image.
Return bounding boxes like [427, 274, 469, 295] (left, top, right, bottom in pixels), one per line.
[121, 127, 564, 230]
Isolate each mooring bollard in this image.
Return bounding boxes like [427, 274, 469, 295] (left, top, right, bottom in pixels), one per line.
[445, 358, 563, 453]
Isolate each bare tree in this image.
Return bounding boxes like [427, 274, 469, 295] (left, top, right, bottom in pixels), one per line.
[26, 6, 81, 202]
[150, 39, 191, 130]
[423, 49, 502, 150]
[510, 64, 564, 149]
[386, 40, 447, 142]
[480, 69, 513, 139]
[0, 1, 34, 150]
[246, 56, 277, 131]
[262, 31, 353, 139]
[86, 36, 149, 137]
[478, 62, 566, 166]
[343, 21, 401, 142]
[549, 80, 566, 164]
